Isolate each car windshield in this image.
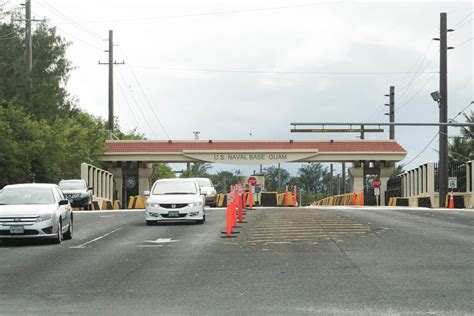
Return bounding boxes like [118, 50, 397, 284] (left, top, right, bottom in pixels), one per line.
[152, 181, 197, 195]
[195, 179, 212, 187]
[0, 187, 55, 205]
[59, 181, 86, 190]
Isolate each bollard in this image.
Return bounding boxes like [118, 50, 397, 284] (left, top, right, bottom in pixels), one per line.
[238, 189, 243, 222]
[249, 186, 254, 210]
[226, 203, 233, 237]
[293, 186, 297, 207]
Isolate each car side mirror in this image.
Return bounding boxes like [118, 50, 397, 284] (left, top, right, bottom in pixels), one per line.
[59, 199, 69, 206]
[144, 191, 150, 197]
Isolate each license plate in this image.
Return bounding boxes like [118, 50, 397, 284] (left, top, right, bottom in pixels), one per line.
[10, 226, 24, 234]
[168, 211, 179, 217]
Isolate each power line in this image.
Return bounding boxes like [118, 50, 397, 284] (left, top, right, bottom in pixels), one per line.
[114, 72, 149, 137]
[36, 0, 103, 40]
[396, 73, 437, 111]
[54, 1, 344, 24]
[454, 18, 473, 31]
[31, 9, 104, 51]
[396, 41, 436, 101]
[128, 65, 438, 76]
[452, 101, 474, 120]
[453, 37, 474, 49]
[118, 47, 170, 139]
[403, 132, 439, 167]
[451, 11, 473, 28]
[116, 68, 160, 139]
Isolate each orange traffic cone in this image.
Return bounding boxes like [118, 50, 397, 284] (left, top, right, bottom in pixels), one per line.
[448, 194, 454, 209]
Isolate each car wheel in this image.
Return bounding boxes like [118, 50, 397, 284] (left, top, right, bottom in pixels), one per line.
[197, 215, 205, 224]
[52, 220, 63, 244]
[63, 217, 73, 240]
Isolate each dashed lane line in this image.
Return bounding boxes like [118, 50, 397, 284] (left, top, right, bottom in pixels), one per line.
[70, 227, 124, 249]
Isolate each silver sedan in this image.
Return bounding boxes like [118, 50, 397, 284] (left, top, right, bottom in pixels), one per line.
[0, 183, 73, 244]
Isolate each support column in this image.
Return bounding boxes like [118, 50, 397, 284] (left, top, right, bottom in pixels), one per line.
[348, 165, 364, 193]
[380, 165, 395, 206]
[108, 167, 123, 204]
[426, 162, 436, 207]
[138, 163, 154, 198]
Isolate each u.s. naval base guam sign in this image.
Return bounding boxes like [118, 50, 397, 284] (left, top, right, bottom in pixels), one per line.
[182, 151, 318, 165]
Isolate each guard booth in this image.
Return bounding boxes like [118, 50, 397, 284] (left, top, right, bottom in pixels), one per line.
[102, 140, 407, 206]
[240, 175, 265, 205]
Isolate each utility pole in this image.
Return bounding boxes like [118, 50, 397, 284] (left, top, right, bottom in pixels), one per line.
[99, 30, 124, 134]
[25, 0, 32, 73]
[437, 12, 451, 208]
[360, 125, 365, 139]
[341, 162, 346, 194]
[385, 86, 395, 139]
[277, 163, 281, 192]
[330, 163, 334, 195]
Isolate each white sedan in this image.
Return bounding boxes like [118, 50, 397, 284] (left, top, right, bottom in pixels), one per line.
[0, 183, 73, 244]
[145, 179, 205, 225]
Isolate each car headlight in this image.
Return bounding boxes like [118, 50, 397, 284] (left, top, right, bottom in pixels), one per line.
[146, 202, 160, 208]
[37, 214, 52, 222]
[188, 201, 203, 207]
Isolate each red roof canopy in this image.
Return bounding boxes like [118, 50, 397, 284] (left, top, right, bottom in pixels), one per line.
[105, 140, 406, 153]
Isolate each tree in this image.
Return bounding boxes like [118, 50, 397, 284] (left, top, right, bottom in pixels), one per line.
[209, 171, 239, 193]
[151, 164, 176, 183]
[0, 22, 74, 120]
[181, 163, 211, 178]
[0, 16, 141, 186]
[297, 163, 329, 193]
[449, 111, 473, 164]
[263, 165, 290, 191]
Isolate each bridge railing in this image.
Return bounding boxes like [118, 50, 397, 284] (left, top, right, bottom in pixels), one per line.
[313, 192, 364, 206]
[80, 163, 114, 206]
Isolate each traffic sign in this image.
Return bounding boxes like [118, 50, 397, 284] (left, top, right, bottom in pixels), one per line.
[372, 178, 381, 188]
[248, 176, 257, 186]
[448, 177, 457, 189]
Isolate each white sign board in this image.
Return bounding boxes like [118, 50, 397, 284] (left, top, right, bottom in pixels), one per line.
[374, 187, 380, 196]
[448, 177, 457, 189]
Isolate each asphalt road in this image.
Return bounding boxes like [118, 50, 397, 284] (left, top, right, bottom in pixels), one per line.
[0, 207, 472, 315]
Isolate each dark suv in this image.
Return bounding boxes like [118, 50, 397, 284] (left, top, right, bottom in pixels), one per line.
[59, 179, 93, 210]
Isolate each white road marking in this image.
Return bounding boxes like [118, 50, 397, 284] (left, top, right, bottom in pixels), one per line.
[100, 215, 115, 218]
[136, 245, 164, 248]
[70, 227, 124, 249]
[145, 238, 179, 244]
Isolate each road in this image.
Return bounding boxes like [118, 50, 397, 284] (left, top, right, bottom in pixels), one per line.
[0, 207, 472, 315]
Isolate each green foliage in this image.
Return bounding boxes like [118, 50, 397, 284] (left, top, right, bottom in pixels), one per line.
[209, 171, 240, 193]
[0, 22, 73, 120]
[151, 163, 176, 183]
[263, 165, 290, 191]
[297, 163, 330, 193]
[0, 17, 139, 187]
[449, 111, 473, 164]
[180, 163, 211, 178]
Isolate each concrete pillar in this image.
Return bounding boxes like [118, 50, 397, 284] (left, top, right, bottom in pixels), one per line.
[380, 166, 395, 206]
[348, 166, 364, 193]
[138, 164, 154, 197]
[108, 167, 123, 204]
[426, 162, 436, 206]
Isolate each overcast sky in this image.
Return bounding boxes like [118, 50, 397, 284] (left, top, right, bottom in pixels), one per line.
[5, 0, 473, 175]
